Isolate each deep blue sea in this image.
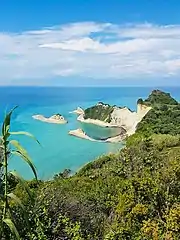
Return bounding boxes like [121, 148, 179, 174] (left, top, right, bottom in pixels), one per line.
[0, 87, 179, 180]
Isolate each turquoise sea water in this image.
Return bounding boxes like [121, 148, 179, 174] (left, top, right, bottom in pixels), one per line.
[0, 87, 179, 180]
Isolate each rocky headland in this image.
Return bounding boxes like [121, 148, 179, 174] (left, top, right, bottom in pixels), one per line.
[69, 97, 152, 142]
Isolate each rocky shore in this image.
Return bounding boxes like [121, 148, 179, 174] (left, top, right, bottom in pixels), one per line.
[32, 114, 67, 124]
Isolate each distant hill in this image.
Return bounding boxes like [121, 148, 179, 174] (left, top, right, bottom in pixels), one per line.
[138, 89, 178, 106]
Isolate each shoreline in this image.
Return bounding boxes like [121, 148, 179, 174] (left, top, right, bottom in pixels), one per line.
[69, 128, 126, 143]
[77, 114, 118, 128]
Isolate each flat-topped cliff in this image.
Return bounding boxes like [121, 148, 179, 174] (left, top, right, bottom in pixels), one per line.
[78, 102, 151, 137]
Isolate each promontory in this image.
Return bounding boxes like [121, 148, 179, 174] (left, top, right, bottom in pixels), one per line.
[69, 90, 177, 142]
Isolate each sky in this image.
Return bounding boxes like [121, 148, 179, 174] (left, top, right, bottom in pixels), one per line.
[0, 0, 180, 86]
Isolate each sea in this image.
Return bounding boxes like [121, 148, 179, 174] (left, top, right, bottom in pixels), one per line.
[0, 86, 179, 180]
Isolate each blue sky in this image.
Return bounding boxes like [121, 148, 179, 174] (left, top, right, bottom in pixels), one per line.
[0, 0, 180, 86]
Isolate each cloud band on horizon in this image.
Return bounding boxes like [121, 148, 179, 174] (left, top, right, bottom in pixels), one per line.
[0, 21, 180, 85]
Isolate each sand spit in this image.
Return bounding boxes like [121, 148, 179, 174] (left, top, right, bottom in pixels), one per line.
[69, 128, 126, 143]
[68, 129, 100, 142]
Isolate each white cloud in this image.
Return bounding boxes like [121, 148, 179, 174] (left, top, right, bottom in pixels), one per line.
[0, 21, 180, 85]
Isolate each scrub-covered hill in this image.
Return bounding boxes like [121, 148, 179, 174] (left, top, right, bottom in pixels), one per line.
[1, 90, 180, 240]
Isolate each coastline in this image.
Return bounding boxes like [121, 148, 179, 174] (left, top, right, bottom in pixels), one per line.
[75, 103, 152, 139]
[69, 129, 102, 142]
[69, 128, 126, 143]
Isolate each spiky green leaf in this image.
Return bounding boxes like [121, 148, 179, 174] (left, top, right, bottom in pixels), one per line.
[10, 131, 40, 145]
[9, 171, 33, 200]
[10, 140, 37, 180]
[8, 193, 30, 229]
[3, 218, 20, 240]
[2, 106, 18, 139]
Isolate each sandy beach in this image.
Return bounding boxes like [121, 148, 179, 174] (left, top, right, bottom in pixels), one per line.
[77, 114, 118, 127]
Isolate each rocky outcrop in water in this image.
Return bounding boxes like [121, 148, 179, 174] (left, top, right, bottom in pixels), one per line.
[32, 113, 67, 124]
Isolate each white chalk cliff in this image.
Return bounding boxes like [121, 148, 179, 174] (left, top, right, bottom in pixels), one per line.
[110, 104, 151, 135]
[77, 103, 151, 137]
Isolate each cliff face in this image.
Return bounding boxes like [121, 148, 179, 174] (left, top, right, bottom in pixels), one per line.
[136, 104, 152, 121]
[80, 89, 178, 138]
[111, 107, 136, 129]
[110, 104, 151, 135]
[82, 102, 151, 136]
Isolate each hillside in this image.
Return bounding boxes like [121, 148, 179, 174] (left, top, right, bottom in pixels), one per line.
[142, 89, 178, 106]
[1, 90, 180, 240]
[137, 90, 180, 135]
[84, 102, 114, 122]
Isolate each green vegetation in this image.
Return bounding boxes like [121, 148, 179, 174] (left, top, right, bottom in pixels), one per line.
[137, 90, 180, 136]
[0, 90, 180, 239]
[141, 89, 178, 106]
[84, 102, 115, 123]
[55, 113, 62, 116]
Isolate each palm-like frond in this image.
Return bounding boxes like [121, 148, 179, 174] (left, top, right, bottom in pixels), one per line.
[0, 107, 40, 239]
[10, 131, 40, 145]
[2, 106, 18, 140]
[10, 140, 37, 180]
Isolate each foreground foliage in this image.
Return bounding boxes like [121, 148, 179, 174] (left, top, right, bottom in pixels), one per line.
[137, 90, 180, 135]
[0, 107, 38, 239]
[11, 133, 180, 240]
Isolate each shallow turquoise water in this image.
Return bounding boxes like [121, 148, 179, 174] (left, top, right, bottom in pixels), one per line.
[0, 87, 179, 180]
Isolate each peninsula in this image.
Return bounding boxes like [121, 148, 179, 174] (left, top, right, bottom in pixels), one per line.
[69, 94, 153, 142]
[32, 113, 67, 124]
